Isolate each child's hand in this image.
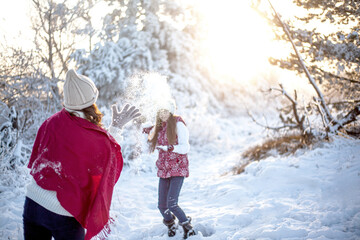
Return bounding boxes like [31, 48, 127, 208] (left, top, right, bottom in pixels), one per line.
[156, 145, 174, 152]
[142, 126, 154, 134]
[156, 146, 167, 151]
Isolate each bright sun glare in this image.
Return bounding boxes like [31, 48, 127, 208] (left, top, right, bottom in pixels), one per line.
[197, 0, 293, 82]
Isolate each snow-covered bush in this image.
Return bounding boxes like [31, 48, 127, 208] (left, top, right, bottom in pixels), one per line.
[0, 103, 33, 189]
[0, 47, 62, 188]
[0, 103, 18, 164]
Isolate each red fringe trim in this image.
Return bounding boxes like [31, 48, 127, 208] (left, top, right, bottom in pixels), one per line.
[91, 218, 115, 240]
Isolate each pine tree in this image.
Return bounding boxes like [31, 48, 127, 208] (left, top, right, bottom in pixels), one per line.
[251, 0, 360, 136]
[266, 0, 359, 107]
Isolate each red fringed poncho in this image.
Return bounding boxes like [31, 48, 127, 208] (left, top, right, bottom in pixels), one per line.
[28, 109, 123, 240]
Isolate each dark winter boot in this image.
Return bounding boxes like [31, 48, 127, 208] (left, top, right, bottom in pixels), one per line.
[163, 214, 177, 237]
[180, 217, 196, 239]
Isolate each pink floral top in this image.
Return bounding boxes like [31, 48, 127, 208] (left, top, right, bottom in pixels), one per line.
[156, 116, 189, 178]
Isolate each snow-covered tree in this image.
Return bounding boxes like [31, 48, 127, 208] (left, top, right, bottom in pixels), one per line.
[251, 0, 360, 137]
[72, 0, 222, 114]
[1, 1, 102, 146]
[262, 0, 359, 107]
[0, 46, 61, 139]
[31, 0, 97, 99]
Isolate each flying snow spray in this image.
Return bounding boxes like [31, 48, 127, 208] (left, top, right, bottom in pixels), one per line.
[124, 72, 175, 123]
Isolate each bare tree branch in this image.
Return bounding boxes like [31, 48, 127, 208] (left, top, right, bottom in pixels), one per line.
[313, 66, 360, 85]
[332, 104, 360, 132]
[313, 97, 328, 129]
[329, 99, 360, 105]
[247, 109, 298, 131]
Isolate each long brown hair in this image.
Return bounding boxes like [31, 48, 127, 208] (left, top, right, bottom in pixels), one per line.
[149, 112, 177, 152]
[70, 104, 104, 128]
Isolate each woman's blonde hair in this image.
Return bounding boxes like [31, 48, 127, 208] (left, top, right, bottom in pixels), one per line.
[149, 112, 177, 152]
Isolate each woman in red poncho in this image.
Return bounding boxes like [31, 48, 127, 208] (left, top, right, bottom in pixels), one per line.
[23, 69, 140, 240]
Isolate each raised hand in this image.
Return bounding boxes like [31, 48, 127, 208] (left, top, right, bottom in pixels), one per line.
[111, 104, 141, 129]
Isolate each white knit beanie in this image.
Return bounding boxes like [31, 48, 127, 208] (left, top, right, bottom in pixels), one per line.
[157, 98, 176, 114]
[63, 69, 99, 110]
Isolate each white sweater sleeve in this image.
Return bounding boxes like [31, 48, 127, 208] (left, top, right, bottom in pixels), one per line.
[107, 125, 123, 143]
[172, 122, 190, 154]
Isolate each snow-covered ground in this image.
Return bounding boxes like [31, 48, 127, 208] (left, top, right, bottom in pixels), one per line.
[1, 116, 360, 240]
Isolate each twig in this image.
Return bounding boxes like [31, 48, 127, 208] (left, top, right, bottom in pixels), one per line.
[303, 99, 312, 134]
[247, 109, 297, 131]
[270, 84, 305, 131]
[329, 99, 360, 105]
[313, 97, 328, 129]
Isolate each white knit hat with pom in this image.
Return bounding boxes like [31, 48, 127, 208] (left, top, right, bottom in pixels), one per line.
[63, 69, 99, 110]
[157, 98, 176, 114]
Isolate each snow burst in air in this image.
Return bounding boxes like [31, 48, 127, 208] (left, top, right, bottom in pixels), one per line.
[123, 72, 175, 122]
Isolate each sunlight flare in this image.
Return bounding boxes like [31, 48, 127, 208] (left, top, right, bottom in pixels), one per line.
[196, 0, 296, 82]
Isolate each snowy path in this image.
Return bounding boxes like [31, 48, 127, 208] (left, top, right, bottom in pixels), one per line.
[105, 117, 360, 240]
[1, 118, 360, 240]
[107, 147, 245, 240]
[107, 118, 255, 240]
